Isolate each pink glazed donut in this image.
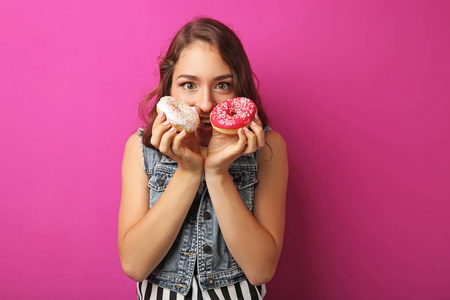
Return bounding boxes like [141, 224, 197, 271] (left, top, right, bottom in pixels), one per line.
[210, 97, 257, 135]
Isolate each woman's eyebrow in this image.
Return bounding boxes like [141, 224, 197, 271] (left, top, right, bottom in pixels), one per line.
[176, 74, 233, 81]
[177, 74, 198, 81]
[214, 74, 233, 81]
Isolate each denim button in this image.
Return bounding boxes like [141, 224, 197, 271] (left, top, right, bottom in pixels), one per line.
[203, 245, 212, 253]
[156, 178, 165, 186]
[203, 211, 211, 220]
[207, 278, 214, 286]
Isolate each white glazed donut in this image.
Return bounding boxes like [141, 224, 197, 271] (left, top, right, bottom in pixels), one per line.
[156, 96, 200, 133]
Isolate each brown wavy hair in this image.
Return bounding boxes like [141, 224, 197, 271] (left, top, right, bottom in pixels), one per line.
[139, 17, 269, 147]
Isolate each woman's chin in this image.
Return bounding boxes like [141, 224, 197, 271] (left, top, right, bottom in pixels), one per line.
[196, 123, 212, 146]
[196, 132, 212, 147]
[197, 135, 211, 147]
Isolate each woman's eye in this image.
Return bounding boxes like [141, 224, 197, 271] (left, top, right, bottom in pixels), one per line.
[216, 82, 231, 90]
[182, 82, 196, 90]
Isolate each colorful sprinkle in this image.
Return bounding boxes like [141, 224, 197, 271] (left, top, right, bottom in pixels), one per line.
[157, 96, 200, 132]
[210, 97, 257, 129]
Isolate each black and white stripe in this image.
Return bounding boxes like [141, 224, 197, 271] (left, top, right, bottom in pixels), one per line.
[137, 277, 266, 300]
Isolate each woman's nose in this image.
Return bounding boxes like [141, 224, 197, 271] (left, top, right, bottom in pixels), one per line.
[196, 90, 215, 113]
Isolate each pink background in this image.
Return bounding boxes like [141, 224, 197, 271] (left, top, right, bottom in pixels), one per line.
[1, 0, 449, 299]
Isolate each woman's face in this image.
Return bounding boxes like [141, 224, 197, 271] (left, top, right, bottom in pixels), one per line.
[170, 41, 236, 147]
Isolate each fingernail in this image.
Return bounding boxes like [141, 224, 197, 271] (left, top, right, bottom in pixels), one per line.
[169, 127, 176, 132]
[180, 129, 186, 135]
[158, 111, 164, 119]
[251, 121, 257, 126]
[163, 120, 170, 126]
[254, 113, 259, 120]
[244, 127, 250, 132]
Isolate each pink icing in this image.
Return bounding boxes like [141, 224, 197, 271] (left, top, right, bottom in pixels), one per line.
[210, 97, 257, 129]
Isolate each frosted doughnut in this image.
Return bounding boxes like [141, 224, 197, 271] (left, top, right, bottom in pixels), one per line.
[210, 97, 257, 135]
[156, 96, 200, 133]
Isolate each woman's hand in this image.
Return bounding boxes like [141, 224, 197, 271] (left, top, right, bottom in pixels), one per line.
[205, 115, 265, 175]
[150, 111, 204, 174]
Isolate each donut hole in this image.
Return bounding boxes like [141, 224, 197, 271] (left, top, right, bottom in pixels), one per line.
[229, 109, 237, 116]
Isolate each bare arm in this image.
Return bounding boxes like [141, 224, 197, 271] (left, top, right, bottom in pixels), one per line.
[118, 133, 203, 281]
[205, 130, 288, 285]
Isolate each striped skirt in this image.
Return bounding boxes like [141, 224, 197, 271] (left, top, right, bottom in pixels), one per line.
[137, 277, 266, 300]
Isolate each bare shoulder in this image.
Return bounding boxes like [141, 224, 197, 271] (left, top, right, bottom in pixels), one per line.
[259, 130, 288, 164]
[122, 132, 147, 180]
[253, 129, 288, 250]
[124, 132, 142, 154]
[123, 132, 144, 164]
[119, 132, 149, 239]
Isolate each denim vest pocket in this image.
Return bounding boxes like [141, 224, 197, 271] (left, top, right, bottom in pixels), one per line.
[148, 165, 176, 208]
[228, 168, 258, 212]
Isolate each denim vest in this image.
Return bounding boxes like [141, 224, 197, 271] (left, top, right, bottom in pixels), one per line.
[137, 128, 265, 295]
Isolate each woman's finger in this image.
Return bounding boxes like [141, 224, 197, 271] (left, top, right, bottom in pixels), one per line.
[253, 112, 263, 126]
[249, 120, 265, 149]
[159, 126, 177, 156]
[243, 126, 257, 153]
[151, 118, 171, 149]
[152, 111, 166, 131]
[234, 128, 248, 153]
[172, 130, 187, 156]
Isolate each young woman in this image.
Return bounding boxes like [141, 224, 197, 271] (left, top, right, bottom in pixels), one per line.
[118, 17, 288, 300]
